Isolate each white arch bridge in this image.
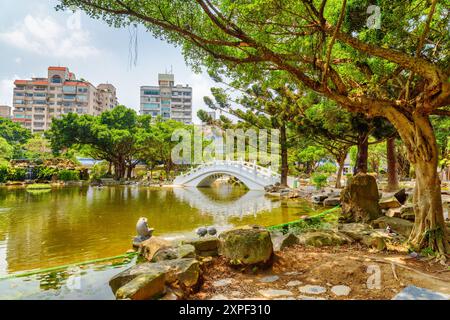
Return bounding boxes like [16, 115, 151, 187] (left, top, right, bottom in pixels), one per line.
[173, 160, 295, 190]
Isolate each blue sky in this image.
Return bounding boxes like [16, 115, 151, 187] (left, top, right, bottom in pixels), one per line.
[0, 0, 218, 123]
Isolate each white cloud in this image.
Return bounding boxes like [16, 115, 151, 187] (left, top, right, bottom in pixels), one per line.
[0, 75, 20, 106]
[0, 14, 100, 59]
[14, 57, 22, 64]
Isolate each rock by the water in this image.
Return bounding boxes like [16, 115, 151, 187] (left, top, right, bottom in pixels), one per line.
[151, 248, 178, 262]
[330, 285, 351, 296]
[340, 173, 382, 223]
[323, 197, 340, 207]
[115, 272, 165, 300]
[272, 233, 299, 251]
[176, 244, 196, 259]
[297, 230, 353, 247]
[183, 236, 220, 257]
[312, 194, 328, 204]
[207, 226, 217, 236]
[299, 285, 327, 295]
[219, 226, 273, 265]
[196, 227, 208, 237]
[372, 216, 414, 238]
[139, 237, 172, 262]
[379, 197, 402, 209]
[259, 289, 294, 298]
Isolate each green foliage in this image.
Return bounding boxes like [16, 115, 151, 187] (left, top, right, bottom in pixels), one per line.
[33, 166, 58, 181]
[317, 162, 337, 174]
[311, 173, 328, 190]
[26, 183, 52, 190]
[6, 167, 27, 182]
[90, 161, 110, 180]
[0, 165, 8, 183]
[58, 169, 80, 181]
[0, 137, 14, 161]
[23, 135, 52, 160]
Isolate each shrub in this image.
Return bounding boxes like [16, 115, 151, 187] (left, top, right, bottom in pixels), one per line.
[317, 162, 337, 174]
[0, 165, 9, 183]
[7, 167, 27, 181]
[33, 166, 58, 181]
[90, 161, 109, 180]
[311, 173, 328, 190]
[58, 169, 80, 181]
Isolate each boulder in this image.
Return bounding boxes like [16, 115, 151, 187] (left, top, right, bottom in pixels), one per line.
[297, 230, 353, 247]
[337, 223, 373, 241]
[182, 236, 220, 257]
[176, 244, 196, 259]
[323, 197, 340, 207]
[372, 216, 414, 238]
[109, 258, 201, 295]
[151, 248, 178, 262]
[340, 173, 382, 223]
[139, 237, 172, 261]
[385, 207, 402, 218]
[400, 204, 415, 221]
[394, 189, 407, 204]
[115, 272, 166, 300]
[219, 226, 273, 265]
[312, 194, 328, 204]
[361, 231, 387, 251]
[379, 197, 402, 209]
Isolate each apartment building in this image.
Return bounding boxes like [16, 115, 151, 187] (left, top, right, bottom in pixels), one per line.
[0, 105, 11, 119]
[12, 66, 118, 133]
[140, 73, 192, 124]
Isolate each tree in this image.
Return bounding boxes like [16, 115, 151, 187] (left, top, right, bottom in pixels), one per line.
[59, 0, 450, 255]
[0, 137, 14, 164]
[0, 118, 32, 158]
[23, 135, 52, 160]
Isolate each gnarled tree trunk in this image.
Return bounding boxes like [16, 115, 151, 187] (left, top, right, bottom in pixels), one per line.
[387, 111, 449, 256]
[354, 133, 369, 174]
[335, 151, 348, 188]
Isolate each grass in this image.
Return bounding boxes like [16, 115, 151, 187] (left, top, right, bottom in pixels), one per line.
[26, 183, 52, 190]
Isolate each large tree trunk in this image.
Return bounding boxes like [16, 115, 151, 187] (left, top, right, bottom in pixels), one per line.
[387, 111, 449, 256]
[280, 124, 288, 187]
[354, 133, 368, 174]
[385, 137, 399, 191]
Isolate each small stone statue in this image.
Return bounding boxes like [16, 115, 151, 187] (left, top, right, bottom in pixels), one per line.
[133, 217, 154, 247]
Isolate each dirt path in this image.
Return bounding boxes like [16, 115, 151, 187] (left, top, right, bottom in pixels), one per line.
[191, 245, 450, 300]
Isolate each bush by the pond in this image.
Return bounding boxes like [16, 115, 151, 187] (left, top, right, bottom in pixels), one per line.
[26, 183, 52, 190]
[58, 169, 80, 181]
[0, 166, 27, 182]
[33, 166, 58, 181]
[311, 173, 328, 190]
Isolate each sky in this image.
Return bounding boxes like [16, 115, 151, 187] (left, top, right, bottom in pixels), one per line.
[0, 0, 219, 123]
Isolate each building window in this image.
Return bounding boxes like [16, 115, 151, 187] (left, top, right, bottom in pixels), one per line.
[63, 86, 76, 93]
[51, 75, 62, 84]
[143, 90, 160, 95]
[143, 103, 160, 110]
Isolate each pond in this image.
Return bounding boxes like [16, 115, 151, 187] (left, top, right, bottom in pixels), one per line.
[0, 184, 321, 299]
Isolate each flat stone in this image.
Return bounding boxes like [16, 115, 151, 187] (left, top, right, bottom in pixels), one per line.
[213, 278, 234, 287]
[299, 285, 327, 295]
[259, 289, 294, 298]
[286, 280, 303, 287]
[115, 273, 166, 300]
[210, 294, 228, 300]
[323, 197, 340, 207]
[392, 285, 450, 300]
[379, 196, 401, 209]
[177, 244, 196, 259]
[259, 275, 279, 283]
[298, 295, 327, 300]
[182, 236, 220, 256]
[331, 285, 351, 296]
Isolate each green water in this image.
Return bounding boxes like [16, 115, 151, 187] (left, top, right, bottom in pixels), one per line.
[0, 184, 319, 299]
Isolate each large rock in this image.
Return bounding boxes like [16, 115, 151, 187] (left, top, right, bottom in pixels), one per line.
[139, 237, 172, 261]
[323, 197, 340, 207]
[379, 197, 402, 209]
[219, 226, 273, 265]
[312, 194, 328, 204]
[385, 207, 402, 218]
[361, 230, 388, 251]
[400, 204, 415, 221]
[372, 216, 414, 238]
[337, 223, 373, 241]
[182, 236, 220, 257]
[115, 272, 166, 300]
[340, 173, 382, 223]
[297, 230, 353, 247]
[109, 258, 201, 295]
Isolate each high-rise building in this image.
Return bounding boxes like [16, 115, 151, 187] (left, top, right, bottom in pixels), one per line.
[0, 105, 11, 119]
[12, 66, 118, 133]
[140, 73, 192, 124]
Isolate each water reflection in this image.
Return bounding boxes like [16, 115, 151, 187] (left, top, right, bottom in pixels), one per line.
[0, 185, 312, 275]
